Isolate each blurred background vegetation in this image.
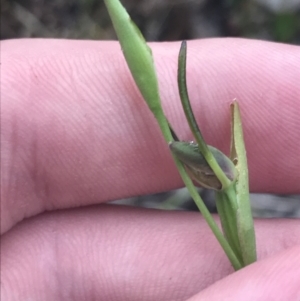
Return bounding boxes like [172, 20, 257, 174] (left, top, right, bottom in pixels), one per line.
[1, 0, 300, 217]
[2, 0, 300, 42]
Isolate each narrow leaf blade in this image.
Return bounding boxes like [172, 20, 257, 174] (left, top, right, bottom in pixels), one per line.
[230, 101, 257, 265]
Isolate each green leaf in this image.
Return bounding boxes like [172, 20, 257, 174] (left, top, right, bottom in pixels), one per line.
[177, 41, 234, 189]
[104, 0, 162, 116]
[230, 101, 256, 265]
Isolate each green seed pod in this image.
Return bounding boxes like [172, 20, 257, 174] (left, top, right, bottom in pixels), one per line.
[169, 141, 237, 190]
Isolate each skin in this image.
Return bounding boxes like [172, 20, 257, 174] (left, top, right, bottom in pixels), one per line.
[1, 38, 300, 301]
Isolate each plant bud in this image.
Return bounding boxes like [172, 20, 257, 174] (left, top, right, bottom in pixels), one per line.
[169, 141, 237, 190]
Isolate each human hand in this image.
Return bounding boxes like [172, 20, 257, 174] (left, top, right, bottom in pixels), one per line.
[1, 38, 300, 301]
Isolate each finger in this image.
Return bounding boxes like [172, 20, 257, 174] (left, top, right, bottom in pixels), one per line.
[186, 246, 300, 301]
[1, 39, 300, 233]
[1, 205, 300, 301]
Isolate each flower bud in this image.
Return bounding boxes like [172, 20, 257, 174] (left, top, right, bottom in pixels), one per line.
[169, 141, 237, 190]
